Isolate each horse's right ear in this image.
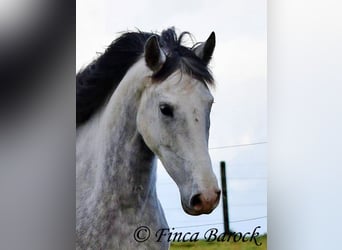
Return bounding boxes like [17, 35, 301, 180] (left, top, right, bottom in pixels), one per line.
[144, 35, 166, 72]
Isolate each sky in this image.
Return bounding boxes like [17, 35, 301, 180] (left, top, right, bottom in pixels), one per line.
[77, 0, 267, 236]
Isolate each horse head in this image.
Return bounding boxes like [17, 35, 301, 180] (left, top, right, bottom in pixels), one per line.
[137, 31, 220, 215]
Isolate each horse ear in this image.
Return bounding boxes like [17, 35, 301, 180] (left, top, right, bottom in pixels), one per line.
[193, 32, 216, 65]
[144, 35, 166, 72]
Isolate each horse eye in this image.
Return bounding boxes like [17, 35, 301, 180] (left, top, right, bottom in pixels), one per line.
[159, 104, 174, 117]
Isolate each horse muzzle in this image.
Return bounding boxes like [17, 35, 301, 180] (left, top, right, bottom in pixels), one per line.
[182, 188, 221, 215]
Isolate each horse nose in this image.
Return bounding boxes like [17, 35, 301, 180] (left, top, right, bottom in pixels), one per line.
[190, 189, 221, 214]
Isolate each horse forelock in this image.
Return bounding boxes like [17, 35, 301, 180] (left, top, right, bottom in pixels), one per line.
[152, 28, 214, 85]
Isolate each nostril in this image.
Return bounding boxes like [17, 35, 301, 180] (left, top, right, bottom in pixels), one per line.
[190, 194, 202, 209]
[216, 190, 221, 199]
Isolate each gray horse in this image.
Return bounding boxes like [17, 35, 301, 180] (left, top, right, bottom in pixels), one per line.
[76, 28, 220, 250]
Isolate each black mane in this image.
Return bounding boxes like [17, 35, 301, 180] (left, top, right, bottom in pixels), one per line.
[76, 28, 214, 126]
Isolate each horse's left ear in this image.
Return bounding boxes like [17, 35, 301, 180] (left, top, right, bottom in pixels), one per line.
[193, 32, 216, 65]
[144, 35, 166, 72]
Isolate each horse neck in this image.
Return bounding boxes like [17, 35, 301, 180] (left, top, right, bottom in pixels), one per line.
[92, 60, 157, 204]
